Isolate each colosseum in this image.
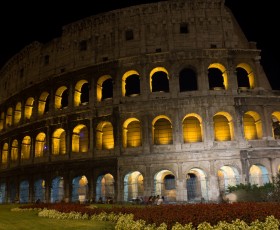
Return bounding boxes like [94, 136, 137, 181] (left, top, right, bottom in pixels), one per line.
[0, 0, 280, 204]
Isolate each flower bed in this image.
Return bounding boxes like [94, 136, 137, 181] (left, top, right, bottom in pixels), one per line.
[19, 202, 280, 229]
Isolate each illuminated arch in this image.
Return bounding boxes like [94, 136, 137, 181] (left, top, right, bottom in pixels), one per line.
[182, 113, 203, 143]
[123, 118, 142, 148]
[55, 86, 68, 110]
[243, 111, 263, 140]
[11, 139, 19, 162]
[149, 67, 169, 92]
[6, 107, 13, 127]
[1, 143, 8, 165]
[96, 173, 115, 203]
[249, 164, 269, 186]
[34, 179, 45, 202]
[96, 121, 114, 150]
[14, 102, 22, 125]
[236, 63, 255, 89]
[35, 132, 46, 157]
[213, 112, 234, 141]
[19, 180, 29, 203]
[124, 171, 144, 201]
[217, 166, 240, 193]
[97, 75, 113, 102]
[74, 80, 89, 106]
[52, 128, 66, 155]
[21, 136, 31, 160]
[122, 70, 140, 97]
[154, 169, 176, 202]
[24, 97, 34, 120]
[51, 176, 64, 203]
[38, 91, 50, 116]
[208, 63, 228, 90]
[72, 124, 88, 153]
[152, 115, 173, 145]
[0, 112, 4, 131]
[72, 175, 88, 203]
[186, 168, 208, 201]
[271, 111, 280, 139]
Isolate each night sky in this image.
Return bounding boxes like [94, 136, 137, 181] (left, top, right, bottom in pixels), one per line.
[0, 1, 279, 89]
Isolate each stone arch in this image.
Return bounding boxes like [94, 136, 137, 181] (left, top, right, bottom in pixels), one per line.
[14, 102, 22, 125]
[97, 75, 113, 102]
[150, 67, 169, 92]
[236, 63, 255, 89]
[96, 121, 114, 150]
[249, 164, 270, 186]
[11, 139, 19, 162]
[154, 169, 176, 203]
[243, 111, 263, 140]
[21, 136, 31, 160]
[208, 63, 228, 90]
[122, 70, 140, 97]
[186, 168, 208, 202]
[74, 80, 89, 106]
[72, 124, 88, 153]
[213, 111, 234, 141]
[51, 176, 64, 203]
[72, 175, 88, 203]
[6, 107, 13, 127]
[123, 171, 144, 202]
[217, 165, 240, 194]
[38, 91, 50, 116]
[96, 173, 115, 203]
[52, 128, 66, 155]
[19, 180, 29, 203]
[55, 86, 68, 110]
[1, 143, 8, 166]
[0, 112, 4, 131]
[34, 179, 46, 202]
[182, 113, 203, 143]
[271, 111, 280, 139]
[24, 97, 34, 120]
[123, 118, 142, 148]
[35, 132, 46, 157]
[152, 115, 173, 145]
[0, 182, 6, 203]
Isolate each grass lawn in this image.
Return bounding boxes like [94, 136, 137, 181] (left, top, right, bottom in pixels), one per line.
[0, 204, 115, 230]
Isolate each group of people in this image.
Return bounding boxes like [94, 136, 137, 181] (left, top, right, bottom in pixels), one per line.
[147, 195, 164, 205]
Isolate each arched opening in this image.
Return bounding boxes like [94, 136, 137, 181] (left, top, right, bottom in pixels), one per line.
[154, 170, 176, 203]
[179, 68, 197, 91]
[14, 102, 22, 125]
[52, 128, 66, 155]
[243, 111, 263, 140]
[72, 175, 88, 203]
[74, 80, 89, 106]
[72, 124, 89, 153]
[153, 116, 173, 145]
[236, 63, 255, 89]
[96, 173, 115, 203]
[51, 177, 64, 203]
[96, 121, 114, 150]
[6, 107, 13, 127]
[35, 132, 46, 157]
[0, 112, 5, 130]
[124, 171, 144, 202]
[0, 182, 6, 203]
[217, 166, 240, 194]
[150, 67, 169, 92]
[34, 179, 45, 203]
[24, 97, 34, 120]
[123, 118, 142, 148]
[182, 114, 202, 143]
[186, 168, 208, 202]
[122, 70, 140, 97]
[11, 139, 19, 163]
[213, 112, 234, 141]
[19, 180, 29, 203]
[38, 92, 50, 116]
[1, 143, 8, 166]
[249, 164, 270, 186]
[21, 136, 31, 160]
[55, 86, 68, 110]
[271, 112, 280, 139]
[208, 63, 228, 90]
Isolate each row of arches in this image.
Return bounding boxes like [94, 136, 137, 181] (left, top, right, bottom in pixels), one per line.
[1, 111, 280, 166]
[0, 63, 255, 132]
[0, 163, 275, 204]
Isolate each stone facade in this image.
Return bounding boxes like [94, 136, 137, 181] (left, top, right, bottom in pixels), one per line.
[0, 0, 280, 204]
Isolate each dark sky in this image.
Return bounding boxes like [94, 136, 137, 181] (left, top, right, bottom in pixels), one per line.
[0, 1, 279, 89]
